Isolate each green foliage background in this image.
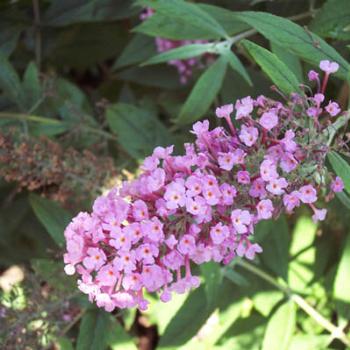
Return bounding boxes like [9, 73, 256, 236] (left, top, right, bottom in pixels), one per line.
[1, 0, 350, 349]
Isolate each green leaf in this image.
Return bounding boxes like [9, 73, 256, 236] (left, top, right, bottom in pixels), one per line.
[328, 151, 350, 193]
[118, 65, 181, 89]
[336, 191, 350, 209]
[0, 52, 24, 108]
[143, 43, 213, 66]
[220, 48, 252, 86]
[177, 56, 227, 125]
[22, 62, 42, 111]
[134, 3, 248, 40]
[289, 335, 330, 350]
[235, 11, 350, 80]
[44, 0, 136, 26]
[29, 194, 71, 247]
[288, 216, 317, 292]
[106, 321, 137, 350]
[106, 103, 173, 159]
[136, 0, 228, 40]
[310, 0, 350, 40]
[253, 290, 284, 317]
[262, 301, 296, 350]
[55, 336, 74, 350]
[242, 40, 301, 95]
[76, 309, 111, 350]
[0, 23, 22, 57]
[114, 34, 156, 70]
[198, 4, 250, 36]
[255, 216, 290, 281]
[334, 234, 350, 303]
[270, 42, 303, 82]
[200, 262, 223, 311]
[158, 287, 210, 348]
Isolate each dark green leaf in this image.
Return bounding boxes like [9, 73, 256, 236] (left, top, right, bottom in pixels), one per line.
[220, 48, 252, 85]
[158, 287, 210, 348]
[310, 0, 350, 40]
[118, 65, 181, 89]
[29, 194, 71, 247]
[44, 0, 136, 26]
[235, 11, 350, 80]
[106, 103, 173, 159]
[136, 0, 228, 40]
[200, 262, 223, 311]
[76, 309, 112, 350]
[106, 321, 137, 350]
[334, 234, 350, 303]
[242, 40, 301, 95]
[328, 151, 350, 193]
[262, 301, 296, 350]
[114, 34, 156, 70]
[177, 56, 227, 125]
[270, 42, 303, 82]
[22, 62, 42, 111]
[143, 43, 213, 66]
[336, 191, 350, 209]
[0, 23, 22, 57]
[0, 52, 24, 108]
[255, 216, 290, 281]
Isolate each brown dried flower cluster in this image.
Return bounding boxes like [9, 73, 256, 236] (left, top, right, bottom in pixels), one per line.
[0, 131, 117, 205]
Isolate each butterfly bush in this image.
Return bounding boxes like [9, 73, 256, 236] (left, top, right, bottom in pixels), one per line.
[140, 8, 211, 84]
[63, 60, 345, 312]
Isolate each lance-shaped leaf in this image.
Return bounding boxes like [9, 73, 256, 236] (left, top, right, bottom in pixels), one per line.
[143, 43, 214, 66]
[328, 151, 350, 193]
[242, 40, 301, 95]
[136, 0, 228, 40]
[234, 11, 350, 80]
[177, 56, 227, 125]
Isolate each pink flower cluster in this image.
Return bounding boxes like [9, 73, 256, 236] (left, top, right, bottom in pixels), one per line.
[63, 60, 344, 312]
[141, 8, 211, 84]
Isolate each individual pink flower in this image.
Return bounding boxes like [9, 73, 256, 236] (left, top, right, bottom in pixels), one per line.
[216, 104, 233, 118]
[141, 217, 164, 242]
[325, 101, 341, 116]
[249, 178, 267, 198]
[113, 251, 136, 273]
[260, 159, 278, 181]
[312, 208, 327, 223]
[83, 248, 106, 271]
[137, 243, 159, 264]
[220, 183, 237, 205]
[319, 60, 339, 74]
[178, 235, 196, 255]
[164, 181, 186, 209]
[218, 152, 235, 171]
[231, 149, 246, 164]
[236, 170, 250, 184]
[202, 185, 221, 206]
[266, 177, 288, 195]
[239, 125, 259, 147]
[231, 209, 252, 234]
[256, 199, 274, 219]
[210, 223, 230, 244]
[331, 176, 344, 192]
[185, 175, 202, 197]
[308, 70, 319, 81]
[259, 111, 278, 130]
[283, 191, 301, 212]
[298, 185, 317, 203]
[281, 130, 297, 152]
[245, 243, 263, 260]
[186, 196, 207, 216]
[133, 200, 149, 221]
[96, 264, 119, 286]
[235, 96, 254, 119]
